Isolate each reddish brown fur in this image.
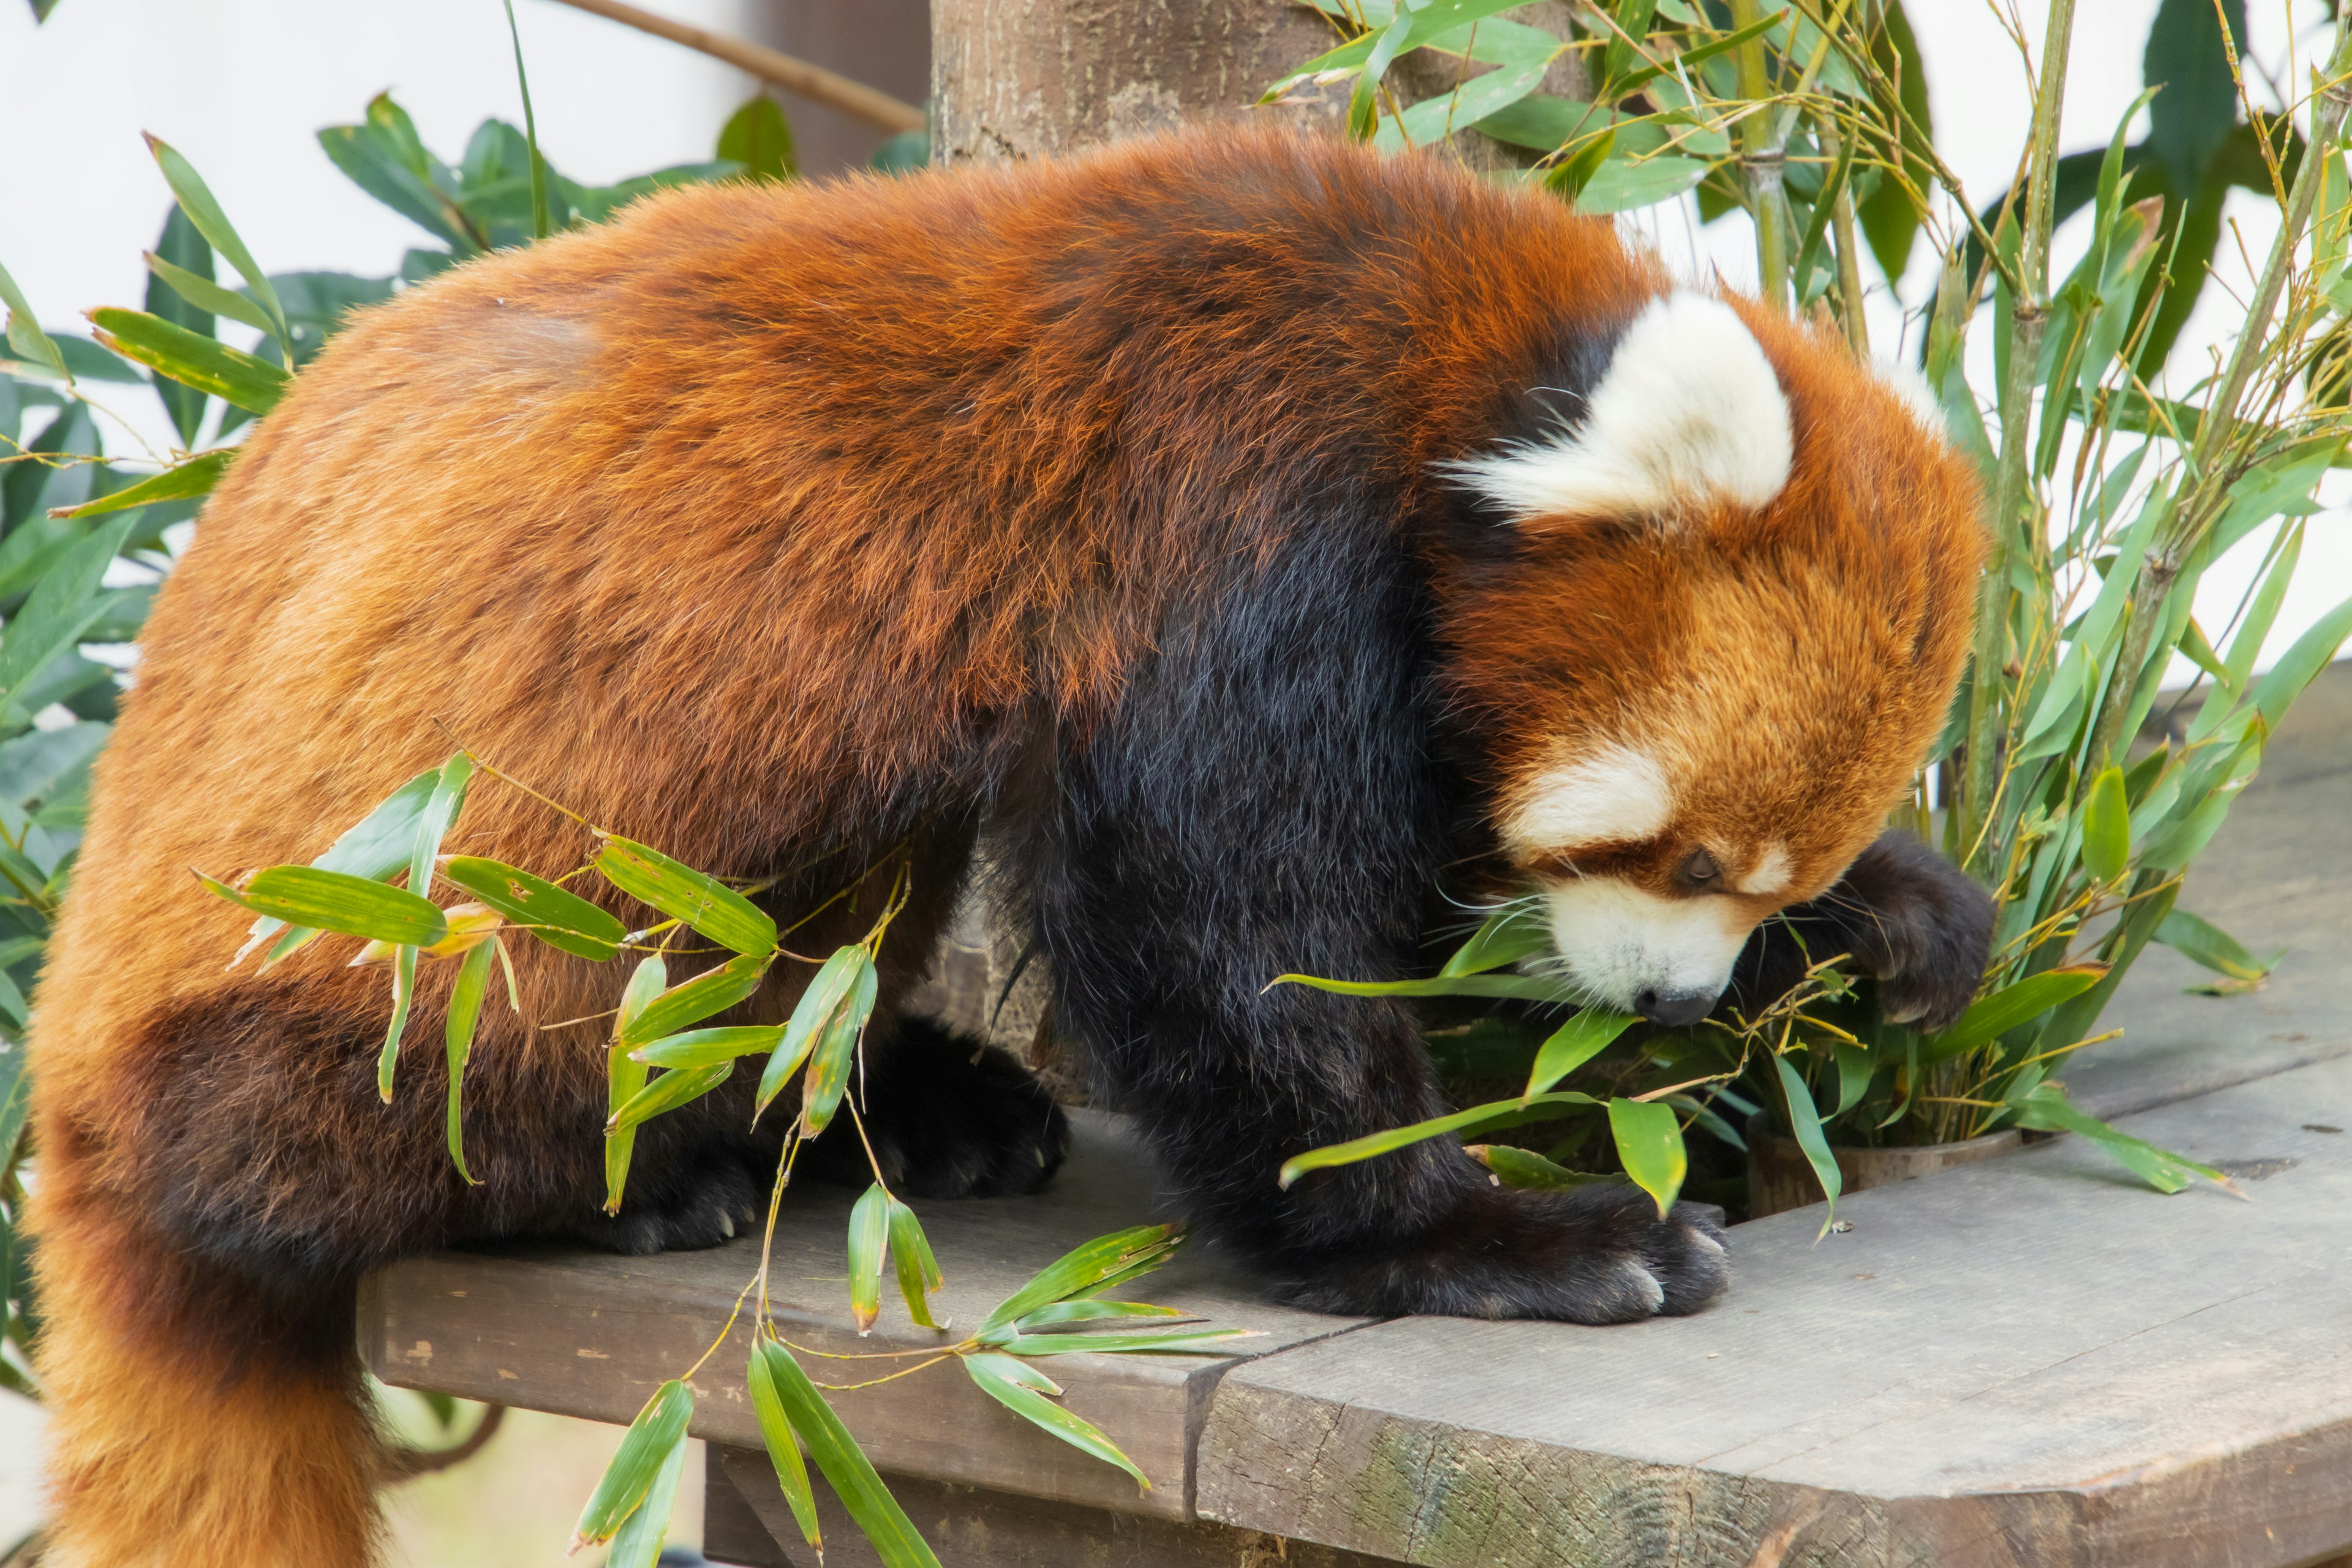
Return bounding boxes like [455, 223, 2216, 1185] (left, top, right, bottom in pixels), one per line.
[26, 124, 1976, 1564]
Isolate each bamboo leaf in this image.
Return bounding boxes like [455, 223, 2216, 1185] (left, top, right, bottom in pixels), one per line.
[1438, 902, 1551, 977]
[963, 1352, 1150, 1489]
[2009, 1082, 2233, 1195]
[758, 945, 867, 1115]
[86, 307, 288, 414]
[605, 954, 666, 1212]
[1922, 963, 2106, 1062]
[745, 1344, 823, 1555]
[1772, 1053, 1842, 1233]
[380, 943, 417, 1102]
[143, 133, 292, 356]
[439, 854, 626, 960]
[600, 1428, 688, 1568]
[244, 764, 442, 966]
[990, 1329, 1255, 1356]
[443, 937, 496, 1183]
[619, 952, 771, 1046]
[798, 951, 877, 1138]
[2250, 590, 2352, 730]
[848, 1183, 889, 1335]
[631, 1025, 785, 1069]
[2080, 764, 2130, 883]
[49, 449, 232, 520]
[595, 834, 777, 956]
[203, 865, 449, 946]
[141, 250, 275, 338]
[1524, 1009, 1636, 1099]
[718, 93, 797, 181]
[887, 1196, 944, 1330]
[982, 1225, 1184, 1335]
[754, 1340, 942, 1568]
[1466, 1143, 1613, 1189]
[605, 1061, 731, 1134]
[1833, 1041, 1874, 1117]
[0, 256, 67, 380]
[407, 753, 473, 905]
[1014, 1299, 1186, 1330]
[1276, 1092, 1597, 1189]
[1607, 1096, 1686, 1219]
[1268, 970, 1575, 1003]
[2154, 908, 2270, 981]
[570, 1379, 693, 1550]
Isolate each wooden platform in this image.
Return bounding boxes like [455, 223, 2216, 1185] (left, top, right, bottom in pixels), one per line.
[359, 669, 2352, 1568]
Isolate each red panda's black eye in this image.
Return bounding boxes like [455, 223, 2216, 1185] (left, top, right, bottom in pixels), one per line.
[1678, 850, 1720, 889]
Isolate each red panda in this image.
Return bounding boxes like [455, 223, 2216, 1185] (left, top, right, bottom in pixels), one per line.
[26, 124, 1986, 1565]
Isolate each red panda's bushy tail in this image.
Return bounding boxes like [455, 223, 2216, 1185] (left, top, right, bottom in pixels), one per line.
[31, 1174, 380, 1568]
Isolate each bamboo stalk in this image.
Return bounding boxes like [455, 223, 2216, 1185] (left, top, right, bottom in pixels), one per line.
[1728, 0, 1792, 308]
[545, 0, 925, 135]
[1817, 112, 1870, 356]
[1958, 0, 2078, 864]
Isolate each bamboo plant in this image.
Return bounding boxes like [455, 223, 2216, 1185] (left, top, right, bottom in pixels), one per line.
[1264, 0, 2352, 1223]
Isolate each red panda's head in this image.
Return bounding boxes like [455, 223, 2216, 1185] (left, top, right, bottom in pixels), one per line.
[1441, 290, 1983, 1025]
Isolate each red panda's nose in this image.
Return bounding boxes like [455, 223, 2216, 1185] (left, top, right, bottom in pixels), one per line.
[1635, 987, 1716, 1028]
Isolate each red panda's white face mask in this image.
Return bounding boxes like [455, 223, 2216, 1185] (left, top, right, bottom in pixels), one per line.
[1444, 290, 1983, 1025]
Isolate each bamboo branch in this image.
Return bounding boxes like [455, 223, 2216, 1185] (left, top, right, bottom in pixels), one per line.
[1728, 0, 1792, 307]
[545, 0, 925, 135]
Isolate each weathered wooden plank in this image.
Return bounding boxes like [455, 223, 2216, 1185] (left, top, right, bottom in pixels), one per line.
[704, 1444, 1411, 1567]
[1197, 1054, 2352, 1567]
[361, 1112, 1367, 1520]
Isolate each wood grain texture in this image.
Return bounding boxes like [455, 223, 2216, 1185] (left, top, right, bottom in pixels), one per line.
[1197, 1054, 2352, 1566]
[361, 1112, 1366, 1520]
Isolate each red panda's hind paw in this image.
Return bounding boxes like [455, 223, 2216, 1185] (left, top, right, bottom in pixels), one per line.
[797, 1015, 1072, 1200]
[568, 1160, 766, 1255]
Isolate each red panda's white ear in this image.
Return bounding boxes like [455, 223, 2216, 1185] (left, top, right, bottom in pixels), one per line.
[1450, 291, 1792, 525]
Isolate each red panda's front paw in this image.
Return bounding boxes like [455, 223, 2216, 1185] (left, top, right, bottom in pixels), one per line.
[1833, 831, 1994, 1031]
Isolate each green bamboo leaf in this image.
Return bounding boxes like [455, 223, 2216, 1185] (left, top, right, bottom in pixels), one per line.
[620, 952, 771, 1046]
[1268, 970, 1575, 1003]
[798, 952, 877, 1139]
[1922, 963, 2106, 1063]
[407, 753, 473, 904]
[143, 134, 292, 356]
[1574, 153, 1712, 215]
[601, 1428, 689, 1568]
[848, 1183, 889, 1334]
[595, 834, 776, 956]
[2154, 908, 2270, 982]
[1466, 1143, 1612, 1189]
[203, 865, 448, 946]
[1524, 1009, 1636, 1099]
[1438, 902, 1551, 977]
[963, 1352, 1150, 1489]
[1772, 1053, 1842, 1233]
[438, 854, 626, 960]
[86, 307, 287, 414]
[1606, 1097, 1686, 1219]
[140, 250, 275, 338]
[982, 1224, 1183, 1335]
[380, 943, 417, 1103]
[0, 513, 135, 704]
[570, 1378, 694, 1550]
[443, 937, 496, 1183]
[1276, 1092, 1597, 1189]
[1014, 1299, 1186, 1330]
[631, 1025, 784, 1069]
[758, 945, 867, 1115]
[605, 954, 667, 1212]
[0, 256, 66, 379]
[1833, 1041, 1874, 1117]
[2249, 589, 2352, 731]
[887, 1196, 944, 1330]
[606, 1061, 731, 1134]
[2080, 764, 2130, 884]
[990, 1329, 1255, 1356]
[245, 764, 442, 967]
[2009, 1082, 2233, 1195]
[745, 1344, 823, 1555]
[718, 94, 797, 180]
[754, 1340, 942, 1568]
[48, 449, 232, 521]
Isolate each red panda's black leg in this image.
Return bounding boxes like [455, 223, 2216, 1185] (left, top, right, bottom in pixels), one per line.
[1006, 510, 1728, 1324]
[1725, 829, 1993, 1031]
[796, 1016, 1069, 1198]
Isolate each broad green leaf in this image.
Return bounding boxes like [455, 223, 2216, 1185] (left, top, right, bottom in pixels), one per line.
[887, 1196, 944, 1330]
[2080, 764, 2130, 883]
[2009, 1082, 2231, 1194]
[2154, 908, 2269, 981]
[718, 94, 797, 180]
[1922, 963, 2106, 1062]
[848, 1183, 889, 1334]
[759, 950, 869, 1114]
[1466, 1143, 1611, 1189]
[2250, 590, 2352, 731]
[798, 952, 878, 1138]
[143, 134, 291, 356]
[1574, 153, 1712, 214]
[380, 943, 417, 1102]
[1607, 1097, 1686, 1218]
[619, 952, 771, 1046]
[437, 854, 627, 960]
[1438, 902, 1551, 977]
[982, 1224, 1183, 1335]
[244, 765, 441, 965]
[443, 937, 496, 1183]
[48, 450, 232, 520]
[753, 1340, 942, 1568]
[990, 1329, 1254, 1356]
[407, 753, 473, 907]
[1014, 1299, 1185, 1330]
[203, 865, 448, 947]
[1275, 1092, 1597, 1189]
[1772, 1053, 1842, 1232]
[86, 307, 287, 414]
[2142, 0, 2245, 197]
[745, 1344, 823, 1555]
[1269, 970, 1574, 1003]
[605, 1061, 731, 1134]
[141, 251, 274, 339]
[570, 1379, 693, 1550]
[1379, 51, 1555, 151]
[631, 1025, 784, 1069]
[142, 205, 213, 445]
[601, 1428, 688, 1568]
[0, 514, 135, 704]
[605, 954, 667, 1212]
[1833, 1041, 1874, 1117]
[963, 1352, 1150, 1489]
[595, 834, 777, 956]
[0, 257, 66, 380]
[1524, 1009, 1636, 1099]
